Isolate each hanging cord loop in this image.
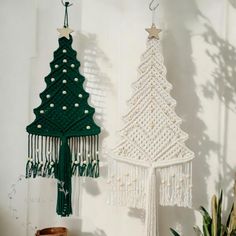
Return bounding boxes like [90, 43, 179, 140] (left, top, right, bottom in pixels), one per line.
[61, 0, 73, 28]
[149, 0, 159, 11]
[149, 0, 159, 24]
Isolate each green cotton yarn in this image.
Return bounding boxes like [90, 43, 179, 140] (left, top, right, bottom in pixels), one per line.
[27, 35, 100, 137]
[26, 34, 101, 217]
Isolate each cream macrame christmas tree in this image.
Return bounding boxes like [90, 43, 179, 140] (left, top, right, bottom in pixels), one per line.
[108, 24, 194, 236]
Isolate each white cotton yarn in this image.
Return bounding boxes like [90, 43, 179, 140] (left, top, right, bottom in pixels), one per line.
[108, 38, 194, 236]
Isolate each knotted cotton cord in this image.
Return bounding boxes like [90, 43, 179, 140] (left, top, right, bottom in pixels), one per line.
[63, 2, 70, 27]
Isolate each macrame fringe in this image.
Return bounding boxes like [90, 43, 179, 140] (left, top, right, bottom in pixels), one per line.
[159, 161, 192, 207]
[107, 159, 148, 209]
[57, 136, 72, 216]
[108, 159, 192, 209]
[26, 134, 99, 179]
[70, 136, 99, 178]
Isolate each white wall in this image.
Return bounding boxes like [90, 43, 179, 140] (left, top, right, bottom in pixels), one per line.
[1, 0, 236, 235]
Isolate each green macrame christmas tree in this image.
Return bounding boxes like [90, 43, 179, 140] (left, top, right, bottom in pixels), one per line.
[26, 2, 101, 216]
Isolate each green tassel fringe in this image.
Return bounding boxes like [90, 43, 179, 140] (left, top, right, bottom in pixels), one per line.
[25, 134, 100, 217]
[56, 137, 72, 216]
[26, 160, 99, 178]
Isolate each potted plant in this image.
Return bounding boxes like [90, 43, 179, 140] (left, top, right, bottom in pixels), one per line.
[35, 227, 68, 236]
[170, 183, 236, 236]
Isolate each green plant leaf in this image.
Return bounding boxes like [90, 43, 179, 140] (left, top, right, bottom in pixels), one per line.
[226, 204, 234, 228]
[203, 221, 211, 236]
[211, 194, 218, 236]
[200, 206, 211, 220]
[193, 225, 203, 236]
[170, 228, 181, 236]
[217, 191, 223, 236]
[199, 206, 212, 236]
[230, 229, 236, 236]
[221, 224, 228, 236]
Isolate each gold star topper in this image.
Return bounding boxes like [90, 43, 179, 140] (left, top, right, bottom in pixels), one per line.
[57, 27, 74, 39]
[145, 24, 162, 39]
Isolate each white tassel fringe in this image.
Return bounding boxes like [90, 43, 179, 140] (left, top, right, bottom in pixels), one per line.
[145, 167, 158, 236]
[159, 161, 192, 207]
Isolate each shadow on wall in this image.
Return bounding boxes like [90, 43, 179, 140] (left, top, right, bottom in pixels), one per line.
[69, 32, 111, 236]
[127, 0, 219, 234]
[49, 219, 108, 236]
[68, 219, 107, 236]
[128, 208, 145, 223]
[73, 31, 113, 196]
[229, 0, 236, 8]
[202, 23, 236, 212]
[77, 229, 107, 236]
[160, 0, 218, 235]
